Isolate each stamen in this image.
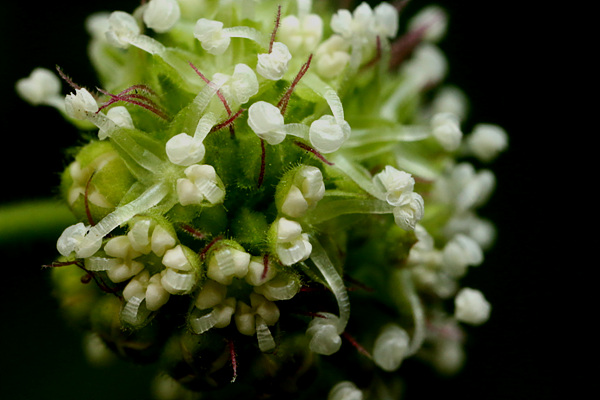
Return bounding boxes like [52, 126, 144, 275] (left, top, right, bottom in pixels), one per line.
[258, 139, 266, 188]
[277, 54, 313, 116]
[261, 254, 270, 280]
[268, 5, 282, 53]
[228, 339, 238, 383]
[55, 65, 82, 90]
[342, 331, 373, 359]
[96, 86, 169, 120]
[293, 141, 334, 165]
[210, 108, 245, 133]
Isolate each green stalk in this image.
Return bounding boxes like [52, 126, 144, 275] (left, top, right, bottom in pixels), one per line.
[0, 199, 75, 244]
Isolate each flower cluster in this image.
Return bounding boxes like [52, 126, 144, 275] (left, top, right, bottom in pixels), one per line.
[17, 1, 507, 399]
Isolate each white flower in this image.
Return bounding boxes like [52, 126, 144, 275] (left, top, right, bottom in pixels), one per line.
[57, 222, 103, 259]
[165, 133, 205, 166]
[374, 166, 415, 207]
[407, 5, 448, 43]
[431, 112, 462, 151]
[206, 246, 251, 285]
[214, 63, 259, 105]
[98, 106, 134, 140]
[64, 88, 99, 120]
[176, 164, 225, 206]
[161, 244, 198, 294]
[247, 101, 286, 145]
[104, 235, 145, 283]
[194, 18, 230, 55]
[314, 35, 351, 79]
[256, 42, 292, 80]
[105, 11, 140, 49]
[281, 166, 326, 218]
[466, 124, 508, 162]
[402, 43, 447, 88]
[309, 115, 351, 153]
[372, 324, 410, 372]
[454, 287, 491, 325]
[16, 68, 61, 106]
[279, 13, 323, 53]
[143, 0, 180, 33]
[274, 218, 312, 266]
[442, 234, 483, 277]
[306, 313, 343, 355]
[328, 381, 363, 400]
[123, 270, 170, 311]
[331, 2, 374, 43]
[392, 192, 424, 231]
[234, 292, 280, 336]
[373, 2, 399, 39]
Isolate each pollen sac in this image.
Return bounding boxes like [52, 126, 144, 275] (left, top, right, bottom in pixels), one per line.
[33, 0, 507, 398]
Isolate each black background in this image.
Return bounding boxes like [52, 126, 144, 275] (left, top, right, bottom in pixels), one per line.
[1, 1, 561, 399]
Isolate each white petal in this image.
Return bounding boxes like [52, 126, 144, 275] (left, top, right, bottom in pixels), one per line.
[194, 18, 230, 55]
[247, 101, 286, 144]
[143, 0, 180, 33]
[166, 133, 205, 166]
[64, 88, 99, 120]
[105, 11, 140, 48]
[454, 287, 491, 325]
[231, 63, 258, 104]
[256, 42, 292, 80]
[309, 115, 350, 153]
[16, 68, 61, 106]
[372, 324, 410, 372]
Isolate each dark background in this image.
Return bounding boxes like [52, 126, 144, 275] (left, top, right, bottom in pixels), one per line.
[1, 1, 560, 399]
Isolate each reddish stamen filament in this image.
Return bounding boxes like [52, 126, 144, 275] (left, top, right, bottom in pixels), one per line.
[261, 254, 270, 280]
[277, 54, 313, 116]
[342, 331, 372, 359]
[294, 141, 334, 165]
[269, 5, 282, 53]
[258, 139, 267, 188]
[228, 339, 238, 383]
[179, 224, 207, 240]
[96, 85, 169, 120]
[199, 235, 223, 260]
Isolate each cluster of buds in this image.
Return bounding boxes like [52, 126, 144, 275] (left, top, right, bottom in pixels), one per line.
[17, 0, 507, 399]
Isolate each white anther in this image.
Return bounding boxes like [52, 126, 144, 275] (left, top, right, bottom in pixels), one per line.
[195, 280, 228, 309]
[176, 164, 225, 206]
[256, 42, 292, 80]
[407, 5, 448, 42]
[245, 256, 277, 286]
[250, 292, 280, 326]
[57, 222, 103, 259]
[162, 244, 193, 271]
[373, 2, 399, 39]
[392, 192, 425, 232]
[166, 133, 205, 166]
[442, 234, 483, 277]
[309, 115, 351, 153]
[16, 68, 62, 106]
[98, 106, 135, 140]
[104, 235, 145, 283]
[127, 219, 152, 254]
[454, 287, 491, 325]
[247, 101, 287, 145]
[306, 313, 342, 355]
[194, 18, 231, 55]
[374, 166, 416, 207]
[274, 218, 312, 266]
[207, 247, 251, 285]
[431, 112, 462, 151]
[150, 224, 177, 257]
[328, 381, 363, 400]
[314, 35, 351, 79]
[105, 11, 140, 49]
[282, 166, 326, 218]
[143, 0, 181, 33]
[279, 13, 323, 53]
[64, 88, 99, 120]
[145, 273, 170, 310]
[466, 124, 508, 162]
[372, 324, 410, 372]
[229, 63, 259, 104]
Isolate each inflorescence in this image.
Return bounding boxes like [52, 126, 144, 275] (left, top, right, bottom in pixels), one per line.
[17, 1, 507, 399]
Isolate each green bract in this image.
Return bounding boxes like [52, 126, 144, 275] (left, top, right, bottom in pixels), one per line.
[17, 0, 507, 399]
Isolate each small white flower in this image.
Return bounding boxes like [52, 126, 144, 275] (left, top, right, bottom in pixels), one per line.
[466, 124, 508, 162]
[454, 287, 491, 325]
[281, 166, 326, 218]
[206, 246, 251, 285]
[105, 11, 140, 49]
[143, 0, 181, 33]
[176, 164, 225, 206]
[431, 112, 462, 152]
[431, 86, 468, 122]
[123, 270, 170, 311]
[16, 68, 61, 106]
[256, 42, 292, 80]
[407, 5, 448, 42]
[219, 63, 259, 104]
[279, 13, 323, 53]
[234, 293, 280, 336]
[314, 35, 351, 79]
[57, 222, 103, 259]
[64, 88, 99, 120]
[392, 192, 425, 231]
[247, 101, 286, 145]
[309, 115, 351, 153]
[245, 256, 277, 287]
[274, 218, 312, 266]
[194, 18, 230, 55]
[442, 234, 483, 277]
[165, 133, 205, 166]
[331, 2, 374, 43]
[372, 324, 410, 372]
[104, 235, 145, 283]
[402, 43, 447, 88]
[161, 245, 198, 294]
[374, 166, 415, 207]
[373, 2, 399, 39]
[328, 381, 363, 400]
[306, 313, 342, 355]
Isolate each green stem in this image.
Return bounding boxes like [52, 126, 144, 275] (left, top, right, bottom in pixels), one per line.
[0, 199, 76, 244]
